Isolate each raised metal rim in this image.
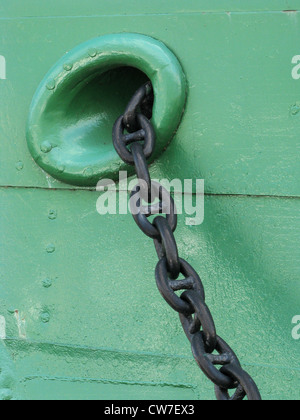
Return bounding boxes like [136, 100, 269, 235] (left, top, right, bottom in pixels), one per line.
[26, 33, 187, 186]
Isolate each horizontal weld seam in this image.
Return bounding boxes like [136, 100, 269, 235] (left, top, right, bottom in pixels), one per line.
[1, 185, 299, 200]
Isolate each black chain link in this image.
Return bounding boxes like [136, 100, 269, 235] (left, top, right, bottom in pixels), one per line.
[112, 82, 262, 401]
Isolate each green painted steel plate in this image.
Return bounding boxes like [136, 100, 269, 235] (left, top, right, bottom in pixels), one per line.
[0, 0, 299, 401]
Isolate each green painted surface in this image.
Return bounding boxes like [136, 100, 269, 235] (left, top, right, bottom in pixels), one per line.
[1, 188, 299, 399]
[0, 0, 299, 401]
[1, 1, 300, 16]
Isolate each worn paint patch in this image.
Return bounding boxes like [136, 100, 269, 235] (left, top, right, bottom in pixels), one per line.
[0, 316, 6, 339]
[14, 311, 26, 339]
[0, 342, 17, 400]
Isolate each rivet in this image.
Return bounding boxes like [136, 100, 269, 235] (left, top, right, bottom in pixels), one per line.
[88, 48, 97, 58]
[46, 79, 56, 91]
[291, 104, 300, 116]
[42, 278, 52, 288]
[48, 210, 57, 220]
[41, 312, 50, 323]
[46, 244, 55, 254]
[63, 63, 73, 71]
[16, 161, 24, 171]
[40, 141, 53, 153]
[7, 308, 15, 315]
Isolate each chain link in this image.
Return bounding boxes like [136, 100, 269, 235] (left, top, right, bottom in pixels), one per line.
[112, 82, 262, 401]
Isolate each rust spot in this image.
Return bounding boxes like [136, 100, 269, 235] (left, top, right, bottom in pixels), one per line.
[282, 10, 298, 13]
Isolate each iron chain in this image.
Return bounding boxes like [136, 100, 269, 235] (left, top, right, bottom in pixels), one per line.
[112, 82, 262, 401]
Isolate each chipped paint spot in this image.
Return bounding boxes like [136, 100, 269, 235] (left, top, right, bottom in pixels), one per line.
[14, 310, 26, 339]
[0, 316, 6, 339]
[282, 10, 298, 25]
[226, 11, 232, 22]
[40, 168, 55, 188]
[46, 174, 54, 188]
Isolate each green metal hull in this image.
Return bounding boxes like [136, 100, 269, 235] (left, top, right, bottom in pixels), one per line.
[0, 1, 299, 400]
